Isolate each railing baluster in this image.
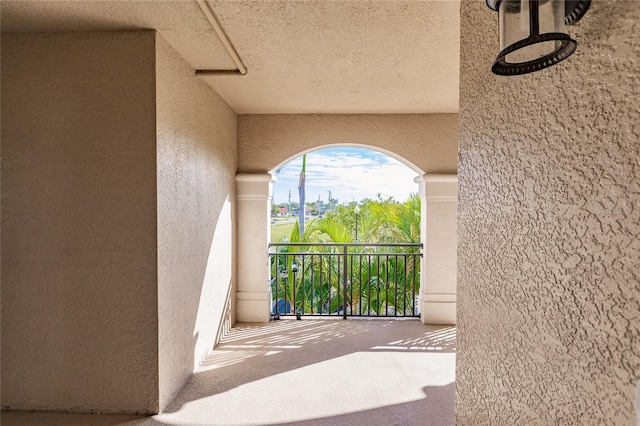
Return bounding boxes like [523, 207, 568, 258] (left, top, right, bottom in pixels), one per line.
[326, 253, 331, 316]
[273, 254, 278, 316]
[376, 255, 381, 316]
[301, 254, 306, 316]
[413, 253, 418, 317]
[358, 252, 362, 316]
[403, 255, 408, 316]
[349, 248, 354, 316]
[342, 244, 347, 320]
[310, 254, 315, 315]
[292, 254, 296, 315]
[394, 254, 398, 317]
[385, 255, 389, 316]
[367, 253, 371, 316]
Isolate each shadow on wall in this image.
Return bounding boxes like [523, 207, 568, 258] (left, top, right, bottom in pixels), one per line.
[213, 276, 234, 347]
[158, 191, 236, 409]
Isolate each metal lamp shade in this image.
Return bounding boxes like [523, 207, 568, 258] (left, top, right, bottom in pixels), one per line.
[488, 0, 577, 75]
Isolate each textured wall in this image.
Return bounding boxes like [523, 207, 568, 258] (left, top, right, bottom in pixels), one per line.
[238, 114, 458, 174]
[1, 31, 159, 413]
[425, 202, 458, 296]
[457, 1, 640, 424]
[204, 0, 460, 113]
[155, 34, 237, 411]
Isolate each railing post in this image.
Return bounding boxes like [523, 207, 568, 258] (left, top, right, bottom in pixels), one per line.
[342, 244, 348, 320]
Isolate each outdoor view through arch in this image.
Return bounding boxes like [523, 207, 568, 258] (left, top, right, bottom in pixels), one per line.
[270, 147, 422, 318]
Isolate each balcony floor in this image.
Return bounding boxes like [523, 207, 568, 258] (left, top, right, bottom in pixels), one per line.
[3, 318, 456, 426]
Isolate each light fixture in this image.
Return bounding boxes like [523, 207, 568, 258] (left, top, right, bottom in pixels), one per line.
[486, 0, 590, 75]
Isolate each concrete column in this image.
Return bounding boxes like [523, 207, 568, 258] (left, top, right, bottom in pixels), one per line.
[417, 174, 458, 325]
[236, 173, 275, 323]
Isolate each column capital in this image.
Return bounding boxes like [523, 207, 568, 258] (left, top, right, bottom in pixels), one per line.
[236, 173, 275, 201]
[424, 174, 458, 183]
[414, 174, 459, 184]
[423, 174, 457, 201]
[236, 173, 276, 183]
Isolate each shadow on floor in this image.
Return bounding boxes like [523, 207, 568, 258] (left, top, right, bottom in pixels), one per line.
[164, 318, 455, 405]
[150, 318, 456, 425]
[2, 319, 456, 426]
[265, 383, 456, 426]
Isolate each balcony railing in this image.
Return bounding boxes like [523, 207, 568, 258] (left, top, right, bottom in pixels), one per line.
[269, 242, 422, 319]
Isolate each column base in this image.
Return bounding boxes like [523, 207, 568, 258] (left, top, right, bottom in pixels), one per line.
[237, 291, 271, 323]
[420, 294, 456, 325]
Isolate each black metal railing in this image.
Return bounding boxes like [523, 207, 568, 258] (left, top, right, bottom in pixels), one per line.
[269, 243, 422, 319]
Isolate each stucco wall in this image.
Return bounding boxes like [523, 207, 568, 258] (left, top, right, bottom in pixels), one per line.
[238, 114, 458, 174]
[457, 1, 640, 424]
[155, 34, 237, 411]
[1, 31, 159, 413]
[425, 202, 457, 296]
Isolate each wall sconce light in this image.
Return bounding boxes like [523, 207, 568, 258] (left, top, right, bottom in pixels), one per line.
[486, 0, 590, 75]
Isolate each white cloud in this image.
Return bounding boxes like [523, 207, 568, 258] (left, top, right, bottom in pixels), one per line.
[272, 148, 419, 205]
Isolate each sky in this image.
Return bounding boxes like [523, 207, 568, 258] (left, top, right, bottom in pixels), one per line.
[272, 147, 419, 206]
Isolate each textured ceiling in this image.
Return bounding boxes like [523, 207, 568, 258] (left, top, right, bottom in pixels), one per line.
[1, 0, 461, 114]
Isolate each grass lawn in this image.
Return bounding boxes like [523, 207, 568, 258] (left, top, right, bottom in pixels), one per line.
[271, 218, 328, 243]
[270, 220, 295, 242]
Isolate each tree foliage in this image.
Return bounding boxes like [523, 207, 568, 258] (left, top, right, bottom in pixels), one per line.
[299, 194, 420, 244]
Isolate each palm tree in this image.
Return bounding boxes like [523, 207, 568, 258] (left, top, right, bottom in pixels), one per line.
[270, 217, 347, 315]
[298, 154, 306, 235]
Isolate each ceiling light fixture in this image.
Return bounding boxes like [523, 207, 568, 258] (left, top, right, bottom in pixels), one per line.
[486, 0, 590, 75]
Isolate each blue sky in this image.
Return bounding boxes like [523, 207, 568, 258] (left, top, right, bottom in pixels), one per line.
[272, 148, 419, 206]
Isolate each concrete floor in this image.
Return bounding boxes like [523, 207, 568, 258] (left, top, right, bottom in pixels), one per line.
[2, 318, 456, 426]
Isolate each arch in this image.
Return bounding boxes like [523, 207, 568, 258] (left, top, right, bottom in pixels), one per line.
[269, 143, 424, 176]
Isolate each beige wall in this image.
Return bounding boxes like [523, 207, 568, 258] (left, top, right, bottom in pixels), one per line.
[238, 114, 458, 174]
[1, 32, 159, 413]
[1, 30, 238, 415]
[457, 1, 640, 424]
[155, 34, 237, 411]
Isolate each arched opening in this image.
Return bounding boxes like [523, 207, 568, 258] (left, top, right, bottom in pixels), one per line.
[236, 148, 456, 325]
[268, 146, 422, 319]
